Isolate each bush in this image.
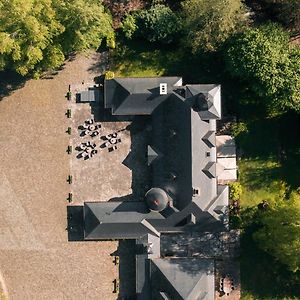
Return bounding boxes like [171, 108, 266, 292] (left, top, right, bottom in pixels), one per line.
[121, 14, 137, 39]
[231, 122, 248, 138]
[224, 23, 300, 114]
[230, 214, 242, 229]
[181, 0, 248, 52]
[229, 182, 243, 201]
[105, 71, 115, 79]
[106, 33, 116, 49]
[253, 198, 300, 272]
[135, 5, 182, 44]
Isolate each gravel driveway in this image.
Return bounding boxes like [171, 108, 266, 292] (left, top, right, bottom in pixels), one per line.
[0, 53, 118, 300]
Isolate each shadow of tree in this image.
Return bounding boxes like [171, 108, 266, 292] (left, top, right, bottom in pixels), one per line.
[87, 51, 108, 74]
[240, 160, 281, 190]
[238, 207, 300, 299]
[235, 112, 300, 189]
[0, 70, 27, 100]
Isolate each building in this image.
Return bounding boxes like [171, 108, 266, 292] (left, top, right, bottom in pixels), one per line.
[82, 77, 237, 299]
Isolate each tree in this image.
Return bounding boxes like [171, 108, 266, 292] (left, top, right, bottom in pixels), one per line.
[0, 0, 114, 76]
[102, 0, 144, 28]
[181, 0, 248, 53]
[224, 23, 300, 114]
[256, 0, 300, 33]
[275, 1, 300, 33]
[253, 193, 300, 272]
[135, 4, 182, 44]
[0, 0, 64, 75]
[121, 14, 137, 39]
[53, 0, 114, 52]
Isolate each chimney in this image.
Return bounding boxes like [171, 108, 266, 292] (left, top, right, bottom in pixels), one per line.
[160, 83, 167, 95]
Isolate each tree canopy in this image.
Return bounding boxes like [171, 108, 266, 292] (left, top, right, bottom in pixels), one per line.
[253, 193, 300, 272]
[258, 0, 300, 33]
[54, 0, 114, 52]
[181, 0, 248, 52]
[135, 4, 181, 44]
[224, 23, 300, 114]
[0, 0, 114, 76]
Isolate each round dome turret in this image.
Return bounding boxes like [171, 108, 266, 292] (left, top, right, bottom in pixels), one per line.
[145, 188, 169, 212]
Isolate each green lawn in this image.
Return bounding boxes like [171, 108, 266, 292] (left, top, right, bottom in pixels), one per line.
[236, 113, 300, 300]
[110, 37, 223, 83]
[110, 37, 300, 300]
[239, 158, 282, 207]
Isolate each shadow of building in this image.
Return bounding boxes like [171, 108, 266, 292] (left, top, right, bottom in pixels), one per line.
[67, 206, 84, 241]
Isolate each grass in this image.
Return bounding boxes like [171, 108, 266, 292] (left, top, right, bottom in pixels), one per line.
[111, 39, 173, 77]
[240, 221, 300, 300]
[236, 113, 300, 300]
[239, 158, 283, 207]
[111, 37, 224, 83]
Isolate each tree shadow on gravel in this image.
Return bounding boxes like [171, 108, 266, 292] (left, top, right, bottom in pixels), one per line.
[0, 70, 27, 100]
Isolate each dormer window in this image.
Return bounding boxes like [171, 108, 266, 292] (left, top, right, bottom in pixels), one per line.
[160, 83, 167, 95]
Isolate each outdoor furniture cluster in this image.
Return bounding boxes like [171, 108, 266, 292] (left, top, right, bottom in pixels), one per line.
[79, 119, 101, 138]
[219, 275, 234, 296]
[74, 121, 127, 160]
[76, 141, 97, 160]
[101, 132, 122, 152]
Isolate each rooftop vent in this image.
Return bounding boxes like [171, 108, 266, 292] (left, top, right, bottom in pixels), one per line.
[160, 83, 167, 95]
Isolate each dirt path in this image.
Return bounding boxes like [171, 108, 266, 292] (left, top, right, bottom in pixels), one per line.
[0, 52, 118, 300]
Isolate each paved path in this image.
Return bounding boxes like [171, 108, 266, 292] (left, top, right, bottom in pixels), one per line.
[0, 53, 118, 300]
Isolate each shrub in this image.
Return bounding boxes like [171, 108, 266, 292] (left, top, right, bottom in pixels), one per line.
[105, 71, 115, 79]
[253, 198, 300, 272]
[106, 33, 116, 49]
[224, 23, 300, 114]
[229, 182, 243, 201]
[135, 5, 182, 44]
[121, 14, 137, 39]
[181, 0, 248, 52]
[231, 122, 248, 138]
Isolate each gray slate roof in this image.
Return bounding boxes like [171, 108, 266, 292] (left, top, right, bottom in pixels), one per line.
[105, 77, 182, 115]
[84, 202, 164, 239]
[82, 77, 231, 300]
[186, 84, 221, 120]
[150, 258, 215, 300]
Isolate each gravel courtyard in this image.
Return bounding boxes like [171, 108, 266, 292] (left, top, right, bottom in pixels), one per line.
[0, 53, 119, 300]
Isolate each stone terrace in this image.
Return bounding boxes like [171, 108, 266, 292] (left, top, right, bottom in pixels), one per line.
[68, 83, 151, 205]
